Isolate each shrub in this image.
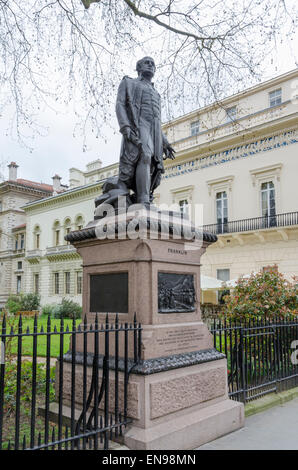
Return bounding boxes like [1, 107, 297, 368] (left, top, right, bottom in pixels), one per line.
[4, 361, 55, 415]
[19, 293, 40, 311]
[54, 298, 82, 320]
[5, 294, 22, 315]
[41, 303, 59, 317]
[222, 270, 298, 320]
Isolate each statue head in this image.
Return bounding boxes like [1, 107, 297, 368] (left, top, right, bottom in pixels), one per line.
[136, 57, 156, 79]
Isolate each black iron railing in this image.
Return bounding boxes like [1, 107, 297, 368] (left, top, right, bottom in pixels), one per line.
[211, 317, 298, 403]
[0, 314, 142, 450]
[203, 211, 298, 235]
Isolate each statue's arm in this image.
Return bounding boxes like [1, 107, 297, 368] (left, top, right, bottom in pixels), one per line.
[116, 77, 131, 133]
[162, 132, 169, 149]
[162, 132, 176, 160]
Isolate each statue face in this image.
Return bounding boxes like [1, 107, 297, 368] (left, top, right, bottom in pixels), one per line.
[137, 57, 156, 78]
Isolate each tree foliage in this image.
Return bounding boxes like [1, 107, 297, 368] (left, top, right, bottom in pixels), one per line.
[222, 270, 298, 320]
[0, 0, 296, 147]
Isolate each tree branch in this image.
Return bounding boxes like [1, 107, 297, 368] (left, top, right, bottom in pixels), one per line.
[122, 0, 224, 42]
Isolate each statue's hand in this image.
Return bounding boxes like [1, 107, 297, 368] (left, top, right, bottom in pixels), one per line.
[122, 126, 132, 142]
[164, 145, 176, 160]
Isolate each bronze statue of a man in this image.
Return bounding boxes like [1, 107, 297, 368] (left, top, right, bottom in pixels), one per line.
[116, 57, 175, 205]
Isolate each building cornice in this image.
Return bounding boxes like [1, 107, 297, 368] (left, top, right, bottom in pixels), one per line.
[23, 181, 103, 212]
[0, 209, 25, 216]
[162, 69, 298, 129]
[0, 181, 53, 198]
[162, 127, 298, 182]
[165, 112, 298, 167]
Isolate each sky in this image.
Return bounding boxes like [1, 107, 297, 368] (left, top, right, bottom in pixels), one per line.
[0, 6, 297, 187]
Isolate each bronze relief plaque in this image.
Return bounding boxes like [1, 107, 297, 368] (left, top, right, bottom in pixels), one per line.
[158, 272, 196, 313]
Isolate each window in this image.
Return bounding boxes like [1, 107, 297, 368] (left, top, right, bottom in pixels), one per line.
[65, 227, 71, 244]
[269, 88, 282, 107]
[34, 274, 39, 294]
[179, 199, 189, 216]
[261, 181, 276, 227]
[20, 234, 25, 249]
[64, 272, 70, 295]
[55, 229, 60, 246]
[64, 218, 72, 245]
[190, 120, 200, 136]
[75, 215, 84, 231]
[217, 269, 230, 282]
[216, 191, 228, 233]
[34, 225, 41, 249]
[15, 236, 18, 250]
[54, 273, 60, 295]
[226, 106, 237, 123]
[17, 275, 21, 294]
[76, 271, 82, 295]
[216, 269, 230, 304]
[53, 221, 61, 246]
[17, 261, 22, 270]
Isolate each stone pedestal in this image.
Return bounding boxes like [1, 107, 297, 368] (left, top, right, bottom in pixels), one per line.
[65, 212, 244, 449]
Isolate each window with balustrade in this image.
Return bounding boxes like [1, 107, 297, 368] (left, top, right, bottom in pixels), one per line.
[261, 181, 276, 227]
[179, 199, 189, 216]
[216, 191, 228, 234]
[20, 234, 25, 250]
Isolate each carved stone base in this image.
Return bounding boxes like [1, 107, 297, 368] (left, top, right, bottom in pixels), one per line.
[123, 358, 244, 450]
[56, 354, 243, 450]
[124, 398, 243, 450]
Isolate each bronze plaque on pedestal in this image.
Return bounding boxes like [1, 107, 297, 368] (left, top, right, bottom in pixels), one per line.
[90, 272, 128, 313]
[158, 272, 196, 313]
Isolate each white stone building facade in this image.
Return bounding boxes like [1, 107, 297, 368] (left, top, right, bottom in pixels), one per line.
[0, 163, 56, 307]
[1, 68, 297, 308]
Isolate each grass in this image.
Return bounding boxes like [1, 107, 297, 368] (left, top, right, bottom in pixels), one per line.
[1, 360, 58, 450]
[2, 315, 82, 358]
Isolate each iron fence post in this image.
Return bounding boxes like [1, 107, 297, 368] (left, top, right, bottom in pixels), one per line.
[239, 327, 246, 404]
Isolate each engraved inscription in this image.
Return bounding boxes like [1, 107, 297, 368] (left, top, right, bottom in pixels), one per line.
[156, 328, 204, 354]
[168, 248, 187, 255]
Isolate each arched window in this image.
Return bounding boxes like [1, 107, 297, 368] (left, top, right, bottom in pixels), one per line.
[75, 215, 84, 231]
[64, 218, 72, 244]
[33, 225, 41, 249]
[53, 220, 61, 246]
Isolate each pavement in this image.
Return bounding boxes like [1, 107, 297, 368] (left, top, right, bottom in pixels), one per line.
[197, 397, 298, 450]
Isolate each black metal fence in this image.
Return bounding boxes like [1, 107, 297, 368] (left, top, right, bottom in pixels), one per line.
[211, 316, 298, 403]
[0, 314, 142, 450]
